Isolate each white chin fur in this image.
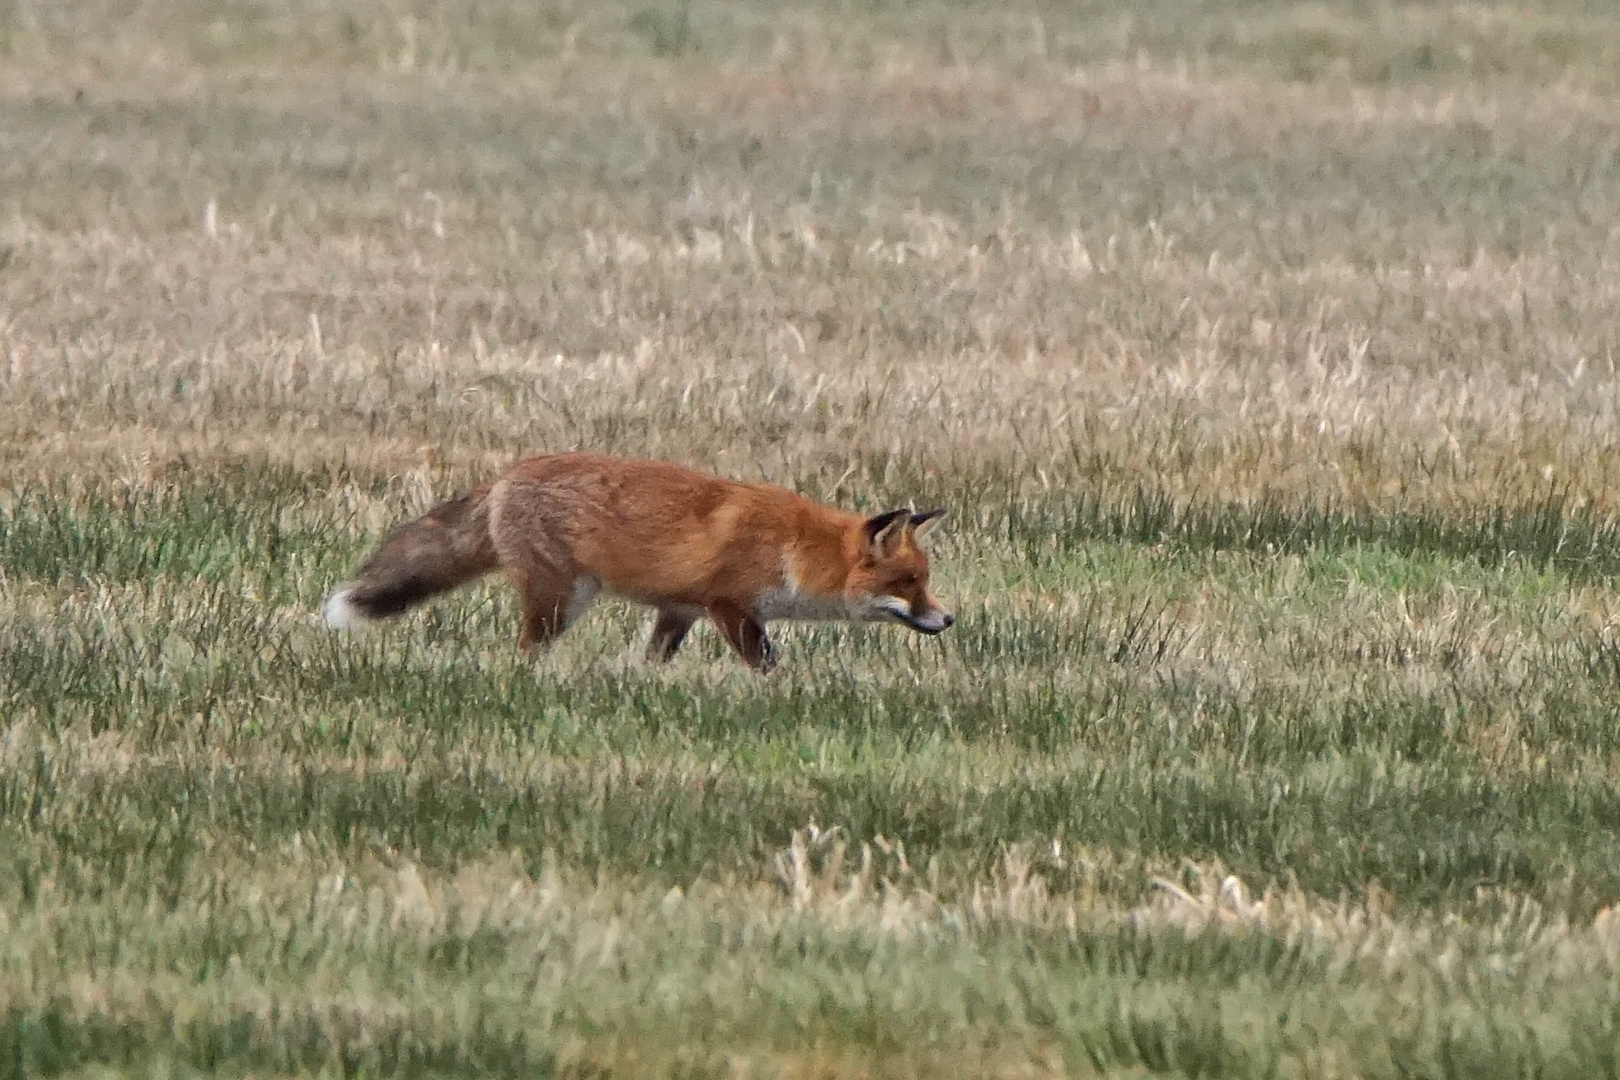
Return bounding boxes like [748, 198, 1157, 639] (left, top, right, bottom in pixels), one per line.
[322, 587, 364, 629]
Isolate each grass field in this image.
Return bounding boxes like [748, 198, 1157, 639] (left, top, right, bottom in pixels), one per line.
[8, 1, 1620, 1076]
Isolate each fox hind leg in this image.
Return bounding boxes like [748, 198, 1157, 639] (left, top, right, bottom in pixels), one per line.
[706, 600, 777, 673]
[510, 567, 598, 653]
[646, 608, 700, 662]
[512, 571, 570, 652]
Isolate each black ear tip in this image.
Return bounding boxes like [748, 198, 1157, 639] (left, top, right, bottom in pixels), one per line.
[910, 508, 946, 524]
[864, 508, 908, 535]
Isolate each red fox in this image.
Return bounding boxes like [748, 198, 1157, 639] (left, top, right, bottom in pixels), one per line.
[323, 452, 953, 672]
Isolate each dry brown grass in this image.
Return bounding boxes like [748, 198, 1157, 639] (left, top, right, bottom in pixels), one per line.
[4, 9, 1620, 515]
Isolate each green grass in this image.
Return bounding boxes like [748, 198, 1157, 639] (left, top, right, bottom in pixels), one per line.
[1, 473, 1618, 888]
[8, 467, 1620, 1075]
[11, 0, 1620, 89]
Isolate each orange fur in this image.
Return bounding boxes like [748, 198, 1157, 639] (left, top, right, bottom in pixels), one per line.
[326, 452, 953, 672]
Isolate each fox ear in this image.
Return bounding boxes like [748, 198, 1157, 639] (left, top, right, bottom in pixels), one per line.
[864, 509, 910, 555]
[909, 508, 945, 541]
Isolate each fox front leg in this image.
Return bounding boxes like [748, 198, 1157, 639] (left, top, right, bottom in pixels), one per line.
[706, 600, 778, 674]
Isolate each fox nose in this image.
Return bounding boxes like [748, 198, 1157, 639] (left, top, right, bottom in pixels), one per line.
[941, 612, 955, 629]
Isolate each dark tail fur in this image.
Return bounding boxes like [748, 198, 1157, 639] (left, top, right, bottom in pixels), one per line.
[324, 486, 500, 626]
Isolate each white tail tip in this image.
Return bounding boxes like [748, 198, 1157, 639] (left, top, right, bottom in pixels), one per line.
[323, 586, 364, 629]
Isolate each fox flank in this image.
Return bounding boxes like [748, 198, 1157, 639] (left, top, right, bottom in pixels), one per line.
[324, 452, 954, 672]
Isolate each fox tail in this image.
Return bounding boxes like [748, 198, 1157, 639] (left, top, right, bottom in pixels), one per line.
[324, 485, 500, 627]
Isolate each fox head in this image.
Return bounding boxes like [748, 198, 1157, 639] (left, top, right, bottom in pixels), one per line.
[846, 508, 955, 635]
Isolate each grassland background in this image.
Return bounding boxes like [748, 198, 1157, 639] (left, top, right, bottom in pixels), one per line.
[7, 1, 1620, 1076]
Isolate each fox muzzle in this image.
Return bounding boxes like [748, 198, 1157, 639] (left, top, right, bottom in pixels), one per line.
[876, 598, 956, 635]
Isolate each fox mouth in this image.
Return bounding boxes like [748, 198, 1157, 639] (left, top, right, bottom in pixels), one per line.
[879, 602, 955, 635]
